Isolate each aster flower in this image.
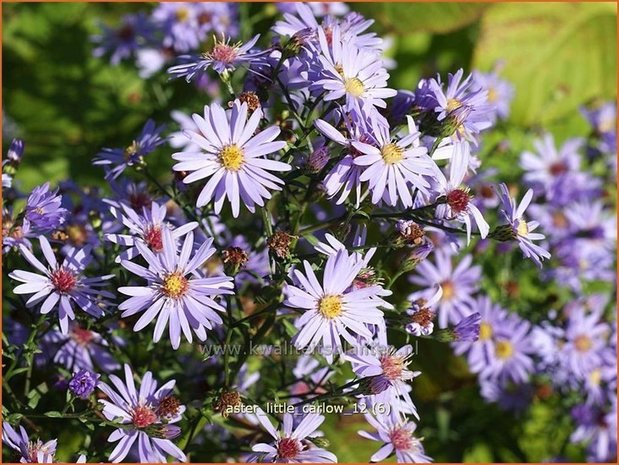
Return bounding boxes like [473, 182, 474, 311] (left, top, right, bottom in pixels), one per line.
[168, 35, 265, 80]
[426, 68, 493, 143]
[571, 403, 617, 462]
[24, 183, 68, 234]
[2, 422, 57, 463]
[346, 345, 420, 419]
[471, 70, 514, 121]
[92, 13, 153, 65]
[106, 201, 198, 262]
[93, 119, 166, 180]
[354, 116, 436, 207]
[495, 183, 551, 267]
[118, 229, 233, 350]
[249, 411, 337, 463]
[69, 368, 99, 399]
[314, 31, 396, 113]
[409, 249, 480, 328]
[9, 236, 114, 334]
[432, 141, 489, 243]
[43, 322, 120, 373]
[450, 312, 481, 342]
[286, 248, 391, 359]
[405, 287, 442, 336]
[172, 100, 290, 217]
[98, 364, 186, 462]
[358, 412, 431, 463]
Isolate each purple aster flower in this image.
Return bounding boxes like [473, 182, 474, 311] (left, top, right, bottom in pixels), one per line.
[119, 229, 233, 350]
[409, 249, 480, 328]
[432, 142, 489, 243]
[168, 35, 265, 80]
[93, 119, 166, 180]
[314, 31, 396, 113]
[172, 100, 290, 217]
[286, 248, 391, 359]
[426, 68, 493, 143]
[92, 13, 153, 65]
[68, 368, 99, 399]
[44, 322, 120, 373]
[495, 183, 551, 267]
[405, 287, 442, 336]
[354, 116, 436, 207]
[519, 134, 583, 192]
[582, 102, 616, 136]
[478, 313, 535, 384]
[2, 422, 57, 463]
[170, 110, 201, 152]
[23, 183, 68, 233]
[106, 201, 198, 262]
[2, 208, 33, 253]
[471, 70, 514, 121]
[571, 402, 617, 462]
[9, 236, 114, 334]
[358, 412, 431, 463]
[249, 411, 337, 463]
[479, 380, 534, 411]
[98, 364, 186, 462]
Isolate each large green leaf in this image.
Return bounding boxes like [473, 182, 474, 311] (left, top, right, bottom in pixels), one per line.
[473, 3, 617, 126]
[356, 3, 488, 34]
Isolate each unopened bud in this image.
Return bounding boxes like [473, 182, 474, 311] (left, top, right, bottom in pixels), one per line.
[489, 224, 517, 242]
[306, 146, 330, 173]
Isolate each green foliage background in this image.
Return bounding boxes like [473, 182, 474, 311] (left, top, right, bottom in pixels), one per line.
[2, 2, 616, 463]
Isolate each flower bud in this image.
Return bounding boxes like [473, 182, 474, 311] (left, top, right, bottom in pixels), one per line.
[306, 146, 330, 174]
[489, 224, 517, 242]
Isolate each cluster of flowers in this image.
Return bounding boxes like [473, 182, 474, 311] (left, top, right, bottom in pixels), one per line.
[2, 2, 615, 463]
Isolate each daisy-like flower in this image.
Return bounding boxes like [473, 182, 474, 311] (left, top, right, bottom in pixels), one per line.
[495, 183, 551, 268]
[249, 411, 337, 463]
[358, 412, 431, 463]
[286, 248, 391, 359]
[9, 236, 114, 334]
[409, 249, 479, 328]
[172, 100, 291, 217]
[118, 228, 233, 350]
[354, 116, 436, 207]
[92, 13, 153, 65]
[315, 30, 396, 113]
[168, 35, 265, 81]
[427, 68, 493, 144]
[471, 70, 514, 121]
[405, 287, 442, 336]
[2, 422, 57, 463]
[106, 201, 198, 262]
[98, 364, 186, 463]
[93, 119, 166, 180]
[433, 142, 489, 243]
[346, 345, 421, 419]
[24, 183, 68, 234]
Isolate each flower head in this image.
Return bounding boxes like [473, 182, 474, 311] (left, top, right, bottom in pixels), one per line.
[2, 422, 57, 463]
[119, 229, 234, 349]
[97, 364, 186, 462]
[24, 183, 68, 234]
[9, 236, 114, 334]
[69, 369, 100, 399]
[172, 100, 291, 217]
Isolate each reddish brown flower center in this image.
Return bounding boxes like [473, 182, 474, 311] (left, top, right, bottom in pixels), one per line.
[131, 405, 158, 429]
[446, 188, 470, 214]
[211, 43, 238, 63]
[117, 25, 134, 41]
[549, 162, 568, 176]
[51, 267, 77, 294]
[156, 395, 181, 419]
[129, 191, 152, 210]
[277, 437, 301, 460]
[71, 327, 95, 346]
[380, 355, 405, 381]
[389, 427, 414, 451]
[574, 334, 592, 352]
[410, 306, 435, 327]
[143, 224, 163, 252]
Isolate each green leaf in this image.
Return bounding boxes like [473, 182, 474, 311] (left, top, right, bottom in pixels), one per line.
[44, 411, 63, 418]
[356, 3, 488, 34]
[473, 3, 617, 126]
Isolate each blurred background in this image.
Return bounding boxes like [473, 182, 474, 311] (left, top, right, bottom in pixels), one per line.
[2, 2, 617, 462]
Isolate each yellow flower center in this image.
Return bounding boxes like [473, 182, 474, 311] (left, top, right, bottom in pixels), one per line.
[344, 77, 365, 97]
[589, 368, 601, 386]
[495, 340, 513, 360]
[447, 98, 463, 112]
[517, 219, 529, 237]
[318, 295, 343, 319]
[381, 143, 404, 165]
[574, 334, 592, 352]
[479, 322, 493, 341]
[487, 87, 497, 103]
[219, 144, 244, 171]
[176, 7, 190, 22]
[124, 140, 139, 160]
[162, 272, 189, 299]
[441, 280, 455, 301]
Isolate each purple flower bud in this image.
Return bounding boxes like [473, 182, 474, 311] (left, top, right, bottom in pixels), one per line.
[453, 312, 481, 342]
[7, 139, 25, 164]
[68, 369, 99, 399]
